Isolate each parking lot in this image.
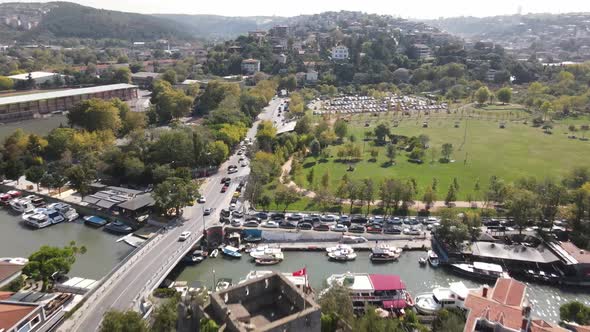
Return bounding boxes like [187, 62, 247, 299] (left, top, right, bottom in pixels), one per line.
[311, 94, 448, 115]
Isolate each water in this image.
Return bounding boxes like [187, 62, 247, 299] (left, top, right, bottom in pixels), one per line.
[0, 115, 67, 140]
[0, 209, 134, 279]
[173, 250, 590, 323]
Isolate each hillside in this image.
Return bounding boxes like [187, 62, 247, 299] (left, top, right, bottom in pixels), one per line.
[155, 14, 288, 40]
[0, 1, 193, 42]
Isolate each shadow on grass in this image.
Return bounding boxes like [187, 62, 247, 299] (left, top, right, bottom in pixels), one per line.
[303, 162, 317, 168]
[380, 161, 395, 168]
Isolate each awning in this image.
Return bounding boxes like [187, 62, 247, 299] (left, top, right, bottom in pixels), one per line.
[382, 299, 407, 309]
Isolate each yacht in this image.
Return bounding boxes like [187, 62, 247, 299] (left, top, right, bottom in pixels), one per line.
[449, 261, 510, 282]
[45, 209, 65, 224]
[328, 248, 357, 261]
[22, 208, 47, 221]
[104, 221, 133, 234]
[23, 195, 45, 207]
[215, 278, 233, 292]
[24, 213, 52, 229]
[10, 198, 34, 213]
[83, 215, 108, 227]
[428, 250, 440, 267]
[414, 282, 474, 315]
[325, 244, 352, 254]
[222, 246, 242, 258]
[370, 247, 399, 262]
[47, 203, 79, 222]
[249, 245, 282, 259]
[325, 273, 414, 312]
[239, 270, 312, 293]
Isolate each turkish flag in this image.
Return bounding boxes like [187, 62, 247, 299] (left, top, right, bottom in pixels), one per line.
[292, 268, 306, 276]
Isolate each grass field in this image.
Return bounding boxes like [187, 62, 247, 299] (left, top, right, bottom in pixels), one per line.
[293, 110, 590, 201]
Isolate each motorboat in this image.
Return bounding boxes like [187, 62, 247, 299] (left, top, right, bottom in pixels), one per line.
[243, 235, 263, 243]
[45, 209, 65, 224]
[24, 213, 52, 229]
[183, 250, 205, 264]
[326, 244, 352, 254]
[210, 249, 219, 258]
[239, 270, 311, 292]
[10, 198, 34, 213]
[419, 257, 427, 266]
[249, 245, 282, 259]
[23, 195, 45, 207]
[104, 221, 133, 234]
[83, 215, 108, 227]
[449, 261, 510, 282]
[414, 282, 473, 315]
[222, 246, 242, 258]
[255, 256, 282, 265]
[370, 247, 399, 262]
[328, 248, 357, 261]
[22, 208, 47, 221]
[428, 250, 440, 267]
[47, 203, 79, 222]
[215, 278, 233, 292]
[325, 273, 413, 312]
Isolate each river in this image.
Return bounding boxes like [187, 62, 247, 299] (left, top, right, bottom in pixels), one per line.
[0, 209, 134, 280]
[173, 250, 590, 323]
[0, 115, 68, 140]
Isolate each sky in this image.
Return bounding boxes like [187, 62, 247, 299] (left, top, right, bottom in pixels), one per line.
[2, 0, 590, 18]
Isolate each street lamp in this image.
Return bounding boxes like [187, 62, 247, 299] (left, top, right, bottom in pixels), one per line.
[212, 269, 216, 291]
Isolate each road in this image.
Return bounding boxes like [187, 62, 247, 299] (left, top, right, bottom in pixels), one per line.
[60, 96, 287, 332]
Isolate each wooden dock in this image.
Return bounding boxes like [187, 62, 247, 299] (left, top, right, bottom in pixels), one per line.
[263, 239, 431, 252]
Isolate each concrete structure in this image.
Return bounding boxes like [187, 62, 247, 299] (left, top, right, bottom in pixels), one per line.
[331, 45, 349, 60]
[7, 72, 64, 85]
[414, 44, 431, 59]
[208, 272, 320, 332]
[306, 70, 318, 83]
[0, 84, 138, 122]
[130, 72, 160, 89]
[241, 59, 261, 75]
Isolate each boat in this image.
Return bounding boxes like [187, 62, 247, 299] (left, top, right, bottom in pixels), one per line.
[255, 256, 282, 265]
[7, 190, 21, 198]
[24, 213, 52, 229]
[222, 246, 242, 258]
[9, 198, 34, 213]
[22, 207, 47, 221]
[215, 278, 233, 292]
[328, 248, 357, 261]
[83, 215, 108, 227]
[419, 257, 427, 266]
[210, 249, 219, 258]
[0, 193, 13, 205]
[45, 209, 65, 224]
[47, 203, 79, 222]
[104, 221, 133, 234]
[326, 244, 352, 254]
[183, 250, 205, 264]
[428, 250, 439, 267]
[249, 245, 282, 259]
[243, 235, 263, 243]
[370, 247, 399, 262]
[414, 282, 474, 315]
[24, 195, 45, 207]
[325, 273, 413, 312]
[449, 261, 510, 282]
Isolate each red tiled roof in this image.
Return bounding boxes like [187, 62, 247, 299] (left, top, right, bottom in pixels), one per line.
[530, 319, 569, 332]
[560, 242, 590, 264]
[491, 278, 526, 306]
[0, 263, 23, 283]
[0, 303, 36, 330]
[368, 274, 405, 291]
[0, 292, 14, 301]
[382, 299, 406, 309]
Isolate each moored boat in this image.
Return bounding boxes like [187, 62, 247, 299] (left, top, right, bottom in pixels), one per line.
[215, 278, 233, 292]
[428, 250, 439, 267]
[328, 248, 357, 261]
[24, 195, 45, 207]
[104, 220, 133, 234]
[255, 256, 282, 265]
[249, 245, 282, 259]
[419, 257, 427, 266]
[47, 203, 79, 222]
[414, 282, 474, 315]
[326, 244, 352, 254]
[45, 209, 65, 224]
[24, 213, 52, 229]
[370, 247, 399, 262]
[9, 198, 33, 213]
[210, 249, 219, 258]
[83, 215, 108, 227]
[449, 261, 510, 282]
[243, 235, 262, 243]
[222, 246, 242, 258]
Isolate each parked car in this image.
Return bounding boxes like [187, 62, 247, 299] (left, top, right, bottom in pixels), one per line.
[387, 217, 402, 225]
[220, 209, 230, 217]
[313, 224, 330, 231]
[220, 216, 231, 224]
[297, 222, 313, 230]
[280, 221, 298, 229]
[262, 220, 280, 228]
[203, 208, 212, 216]
[255, 212, 269, 220]
[231, 219, 243, 227]
[330, 224, 348, 232]
[384, 226, 402, 234]
[197, 197, 206, 204]
[271, 213, 285, 220]
[349, 225, 365, 233]
[371, 216, 385, 224]
[179, 231, 191, 241]
[221, 186, 228, 193]
[243, 220, 259, 227]
[366, 225, 382, 234]
[351, 215, 367, 224]
[320, 214, 337, 222]
[221, 177, 231, 184]
[232, 211, 243, 218]
[287, 213, 304, 221]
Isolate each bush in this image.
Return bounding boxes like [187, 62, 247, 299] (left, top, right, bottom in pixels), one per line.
[153, 288, 178, 298]
[1, 276, 24, 292]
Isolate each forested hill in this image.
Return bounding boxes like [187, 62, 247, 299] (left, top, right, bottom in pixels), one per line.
[154, 14, 288, 40]
[0, 2, 193, 42]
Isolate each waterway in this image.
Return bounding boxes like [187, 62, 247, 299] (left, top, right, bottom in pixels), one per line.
[0, 209, 134, 280]
[0, 115, 67, 140]
[174, 250, 590, 323]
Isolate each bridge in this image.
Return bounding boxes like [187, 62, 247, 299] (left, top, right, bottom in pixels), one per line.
[57, 97, 286, 332]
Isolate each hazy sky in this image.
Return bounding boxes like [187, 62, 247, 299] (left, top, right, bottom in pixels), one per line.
[3, 0, 590, 18]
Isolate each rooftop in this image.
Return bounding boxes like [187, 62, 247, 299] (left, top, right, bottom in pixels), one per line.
[242, 58, 260, 64]
[368, 274, 405, 291]
[8, 71, 59, 80]
[0, 84, 137, 106]
[130, 72, 160, 78]
[470, 241, 560, 264]
[558, 242, 590, 264]
[0, 302, 37, 331]
[0, 263, 23, 283]
[116, 193, 155, 211]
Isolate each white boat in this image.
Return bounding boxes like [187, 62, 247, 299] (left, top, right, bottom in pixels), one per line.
[222, 246, 242, 258]
[415, 282, 474, 315]
[450, 261, 510, 282]
[249, 245, 282, 259]
[239, 270, 311, 292]
[24, 213, 52, 229]
[210, 249, 219, 258]
[22, 208, 47, 221]
[428, 250, 440, 267]
[326, 244, 352, 254]
[47, 203, 79, 222]
[370, 247, 399, 262]
[215, 278, 233, 292]
[419, 257, 427, 266]
[328, 248, 357, 261]
[10, 198, 34, 213]
[45, 209, 65, 224]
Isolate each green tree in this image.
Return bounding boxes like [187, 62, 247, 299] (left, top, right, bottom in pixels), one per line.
[505, 188, 540, 234]
[432, 308, 465, 332]
[386, 143, 396, 164]
[23, 242, 86, 291]
[199, 318, 219, 332]
[422, 186, 437, 210]
[208, 140, 229, 166]
[161, 69, 178, 85]
[496, 87, 512, 104]
[66, 164, 95, 197]
[307, 168, 315, 186]
[321, 172, 330, 189]
[100, 310, 148, 332]
[112, 67, 131, 84]
[310, 139, 322, 159]
[67, 99, 122, 132]
[3, 159, 25, 184]
[319, 285, 353, 324]
[441, 143, 453, 162]
[0, 76, 14, 90]
[152, 298, 178, 332]
[374, 123, 390, 143]
[275, 184, 300, 212]
[153, 177, 200, 217]
[445, 184, 457, 206]
[256, 120, 277, 152]
[540, 101, 554, 121]
[334, 119, 348, 141]
[475, 86, 491, 105]
[560, 301, 590, 325]
[25, 166, 45, 191]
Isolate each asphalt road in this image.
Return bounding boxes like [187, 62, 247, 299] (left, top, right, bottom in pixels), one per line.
[61, 97, 287, 332]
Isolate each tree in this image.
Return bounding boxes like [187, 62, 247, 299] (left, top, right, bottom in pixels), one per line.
[361, 179, 375, 215]
[560, 301, 590, 325]
[374, 123, 390, 144]
[432, 308, 465, 332]
[208, 141, 229, 166]
[441, 143, 453, 162]
[161, 69, 178, 85]
[100, 310, 148, 332]
[306, 168, 315, 186]
[199, 318, 219, 332]
[475, 86, 491, 105]
[23, 242, 86, 291]
[153, 177, 200, 217]
[445, 184, 457, 206]
[67, 164, 96, 197]
[68, 99, 122, 132]
[275, 184, 300, 212]
[256, 120, 277, 152]
[496, 87, 512, 104]
[258, 195, 272, 211]
[386, 143, 396, 164]
[318, 285, 353, 324]
[505, 188, 539, 235]
[321, 172, 330, 189]
[152, 298, 178, 332]
[422, 186, 437, 210]
[3, 159, 25, 184]
[310, 139, 322, 159]
[333, 119, 348, 141]
[112, 67, 131, 84]
[0, 76, 14, 91]
[25, 166, 45, 191]
[540, 101, 554, 121]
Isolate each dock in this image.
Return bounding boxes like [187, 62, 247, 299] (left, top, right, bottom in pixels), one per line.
[254, 239, 431, 251]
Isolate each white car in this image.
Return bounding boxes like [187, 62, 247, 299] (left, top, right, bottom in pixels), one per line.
[198, 197, 206, 204]
[262, 220, 279, 228]
[240, 160, 249, 167]
[331, 224, 348, 232]
[229, 203, 237, 210]
[179, 231, 191, 241]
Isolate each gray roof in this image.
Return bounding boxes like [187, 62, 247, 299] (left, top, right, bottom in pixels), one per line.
[470, 241, 560, 264]
[131, 72, 160, 78]
[117, 193, 155, 211]
[0, 84, 137, 106]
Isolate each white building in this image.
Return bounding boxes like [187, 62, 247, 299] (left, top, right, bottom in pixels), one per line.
[241, 59, 261, 74]
[8, 71, 66, 85]
[331, 45, 349, 60]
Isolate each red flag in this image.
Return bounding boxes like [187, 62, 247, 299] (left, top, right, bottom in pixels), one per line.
[292, 268, 306, 276]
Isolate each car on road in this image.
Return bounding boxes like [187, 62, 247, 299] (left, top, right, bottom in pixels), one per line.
[203, 208, 212, 216]
[349, 225, 365, 233]
[197, 197, 206, 203]
[229, 203, 237, 210]
[262, 220, 279, 228]
[330, 224, 348, 232]
[221, 186, 228, 193]
[220, 209, 230, 217]
[231, 219, 243, 227]
[243, 220, 259, 227]
[297, 222, 313, 230]
[179, 231, 191, 241]
[221, 177, 231, 184]
[313, 224, 330, 231]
